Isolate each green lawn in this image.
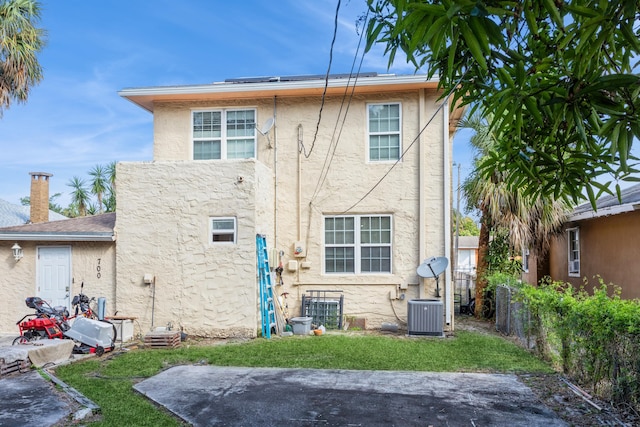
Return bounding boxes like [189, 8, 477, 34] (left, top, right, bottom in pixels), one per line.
[54, 331, 552, 426]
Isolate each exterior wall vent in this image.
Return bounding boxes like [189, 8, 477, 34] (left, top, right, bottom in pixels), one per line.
[407, 299, 444, 336]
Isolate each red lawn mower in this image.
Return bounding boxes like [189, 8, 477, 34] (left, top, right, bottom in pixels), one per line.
[13, 289, 117, 356]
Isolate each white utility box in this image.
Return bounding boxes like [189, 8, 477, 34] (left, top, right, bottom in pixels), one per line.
[110, 319, 134, 343]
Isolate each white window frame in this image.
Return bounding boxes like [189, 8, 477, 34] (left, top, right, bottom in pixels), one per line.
[522, 248, 530, 273]
[192, 108, 256, 160]
[209, 217, 237, 244]
[567, 227, 580, 277]
[324, 214, 393, 274]
[367, 102, 401, 162]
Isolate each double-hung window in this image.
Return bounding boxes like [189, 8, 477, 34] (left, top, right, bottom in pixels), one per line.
[567, 227, 580, 277]
[210, 217, 236, 244]
[368, 103, 401, 161]
[324, 215, 392, 274]
[193, 109, 256, 160]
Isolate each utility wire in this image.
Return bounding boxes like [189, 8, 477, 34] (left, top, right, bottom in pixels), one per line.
[310, 8, 369, 203]
[301, 0, 341, 158]
[340, 76, 464, 215]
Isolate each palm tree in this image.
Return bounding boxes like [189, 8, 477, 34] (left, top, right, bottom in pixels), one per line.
[0, 0, 45, 115]
[67, 176, 90, 217]
[105, 161, 116, 211]
[89, 164, 107, 213]
[460, 112, 571, 317]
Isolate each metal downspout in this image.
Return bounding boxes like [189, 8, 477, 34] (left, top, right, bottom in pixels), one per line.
[443, 99, 452, 327]
[419, 89, 426, 299]
[273, 96, 278, 248]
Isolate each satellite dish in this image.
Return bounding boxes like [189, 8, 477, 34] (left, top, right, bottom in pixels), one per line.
[416, 256, 448, 297]
[259, 117, 275, 135]
[417, 256, 448, 278]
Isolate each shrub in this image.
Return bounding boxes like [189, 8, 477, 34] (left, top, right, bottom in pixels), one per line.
[516, 277, 640, 410]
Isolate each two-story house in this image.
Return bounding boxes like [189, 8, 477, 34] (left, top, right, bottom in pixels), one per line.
[114, 73, 462, 338]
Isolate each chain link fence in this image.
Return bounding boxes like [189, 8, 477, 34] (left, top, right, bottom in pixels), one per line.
[495, 285, 536, 349]
[454, 271, 475, 315]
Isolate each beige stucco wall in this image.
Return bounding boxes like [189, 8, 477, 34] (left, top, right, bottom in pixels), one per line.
[0, 241, 115, 334]
[115, 160, 274, 338]
[143, 89, 449, 332]
[549, 211, 640, 299]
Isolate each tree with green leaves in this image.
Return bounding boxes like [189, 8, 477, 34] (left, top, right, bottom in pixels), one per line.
[0, 0, 45, 114]
[104, 160, 116, 212]
[89, 164, 107, 213]
[20, 192, 64, 214]
[453, 209, 480, 236]
[366, 0, 640, 205]
[460, 112, 570, 317]
[67, 176, 90, 217]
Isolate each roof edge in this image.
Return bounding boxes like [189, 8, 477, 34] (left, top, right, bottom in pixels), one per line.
[0, 232, 115, 242]
[570, 203, 640, 221]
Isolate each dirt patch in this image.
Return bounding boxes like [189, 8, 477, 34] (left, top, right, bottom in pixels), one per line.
[455, 315, 637, 426]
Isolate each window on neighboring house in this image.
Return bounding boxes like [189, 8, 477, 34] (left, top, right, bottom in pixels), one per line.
[193, 109, 256, 160]
[324, 215, 392, 274]
[368, 103, 401, 161]
[522, 248, 530, 273]
[210, 217, 236, 244]
[568, 227, 580, 276]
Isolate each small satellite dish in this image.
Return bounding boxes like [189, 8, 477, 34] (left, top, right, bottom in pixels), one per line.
[416, 256, 448, 297]
[417, 256, 448, 278]
[259, 117, 275, 135]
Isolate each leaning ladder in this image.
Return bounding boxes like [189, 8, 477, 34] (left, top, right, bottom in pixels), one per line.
[257, 234, 276, 338]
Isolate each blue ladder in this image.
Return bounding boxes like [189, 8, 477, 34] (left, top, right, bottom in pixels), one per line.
[257, 234, 276, 338]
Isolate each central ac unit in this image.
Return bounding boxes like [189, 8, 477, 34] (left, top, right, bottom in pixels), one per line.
[407, 299, 444, 336]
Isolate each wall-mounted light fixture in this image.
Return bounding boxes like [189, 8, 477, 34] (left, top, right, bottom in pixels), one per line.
[11, 243, 23, 262]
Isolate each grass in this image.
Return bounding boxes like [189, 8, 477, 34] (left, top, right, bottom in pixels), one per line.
[54, 330, 553, 426]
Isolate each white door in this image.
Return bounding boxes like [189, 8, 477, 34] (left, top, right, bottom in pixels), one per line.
[37, 246, 71, 308]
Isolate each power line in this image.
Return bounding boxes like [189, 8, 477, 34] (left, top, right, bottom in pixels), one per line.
[310, 8, 369, 203]
[340, 81, 461, 215]
[300, 0, 341, 159]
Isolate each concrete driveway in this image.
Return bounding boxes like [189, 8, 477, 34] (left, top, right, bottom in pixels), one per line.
[0, 331, 568, 426]
[134, 365, 568, 426]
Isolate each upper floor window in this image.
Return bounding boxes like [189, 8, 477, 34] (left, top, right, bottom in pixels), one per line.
[324, 214, 392, 274]
[210, 217, 236, 244]
[193, 109, 256, 160]
[567, 227, 580, 277]
[368, 103, 401, 161]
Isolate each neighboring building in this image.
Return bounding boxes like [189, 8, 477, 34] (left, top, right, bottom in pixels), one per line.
[547, 183, 640, 299]
[116, 73, 463, 337]
[0, 173, 115, 333]
[455, 235, 478, 273]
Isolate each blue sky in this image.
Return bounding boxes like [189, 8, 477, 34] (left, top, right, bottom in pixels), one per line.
[0, 0, 474, 210]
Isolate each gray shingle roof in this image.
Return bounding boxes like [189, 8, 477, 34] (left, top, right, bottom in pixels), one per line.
[0, 198, 67, 227]
[572, 183, 640, 216]
[0, 212, 115, 241]
[457, 236, 479, 249]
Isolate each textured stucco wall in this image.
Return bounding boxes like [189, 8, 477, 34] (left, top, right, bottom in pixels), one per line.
[0, 241, 115, 334]
[144, 89, 448, 332]
[115, 160, 273, 337]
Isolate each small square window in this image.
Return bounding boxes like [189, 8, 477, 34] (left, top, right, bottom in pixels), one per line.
[210, 217, 236, 244]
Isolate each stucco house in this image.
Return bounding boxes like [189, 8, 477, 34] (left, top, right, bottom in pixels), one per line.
[115, 73, 463, 337]
[546, 183, 640, 299]
[0, 173, 116, 333]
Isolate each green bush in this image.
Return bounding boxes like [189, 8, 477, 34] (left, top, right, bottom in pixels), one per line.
[517, 277, 640, 410]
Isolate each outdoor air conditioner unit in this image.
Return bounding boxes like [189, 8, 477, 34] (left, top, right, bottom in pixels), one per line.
[407, 299, 444, 336]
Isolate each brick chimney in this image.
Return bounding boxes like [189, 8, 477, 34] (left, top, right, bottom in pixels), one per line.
[29, 172, 53, 223]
